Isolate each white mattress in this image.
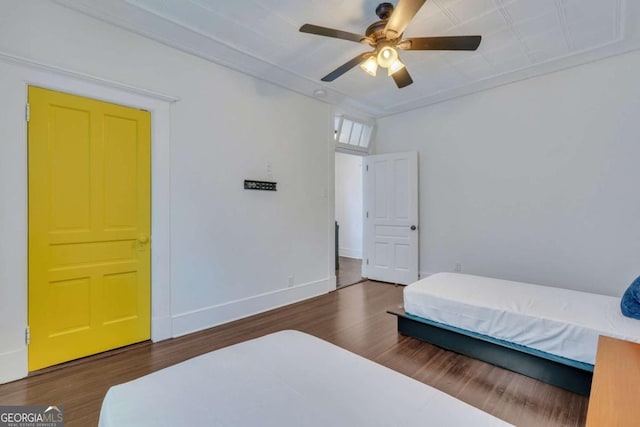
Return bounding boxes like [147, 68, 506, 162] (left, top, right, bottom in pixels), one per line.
[404, 273, 640, 365]
[99, 330, 511, 427]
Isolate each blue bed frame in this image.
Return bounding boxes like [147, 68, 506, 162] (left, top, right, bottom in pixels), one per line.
[388, 308, 593, 396]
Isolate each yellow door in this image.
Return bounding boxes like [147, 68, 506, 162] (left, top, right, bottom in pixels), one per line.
[28, 86, 151, 371]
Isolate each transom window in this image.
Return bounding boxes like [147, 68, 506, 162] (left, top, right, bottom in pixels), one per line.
[334, 116, 374, 153]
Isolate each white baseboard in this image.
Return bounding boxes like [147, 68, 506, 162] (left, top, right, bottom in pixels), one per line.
[151, 315, 173, 342]
[0, 347, 27, 384]
[338, 248, 362, 259]
[327, 275, 337, 292]
[171, 278, 329, 338]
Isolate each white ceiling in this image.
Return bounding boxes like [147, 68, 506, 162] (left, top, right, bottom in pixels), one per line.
[54, 0, 640, 117]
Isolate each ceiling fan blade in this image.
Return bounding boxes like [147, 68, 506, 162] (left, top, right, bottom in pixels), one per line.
[385, 0, 426, 40]
[399, 36, 482, 51]
[392, 67, 413, 88]
[321, 52, 371, 82]
[300, 24, 366, 43]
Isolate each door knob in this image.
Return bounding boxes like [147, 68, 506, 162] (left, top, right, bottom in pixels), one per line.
[138, 235, 149, 244]
[410, 225, 417, 231]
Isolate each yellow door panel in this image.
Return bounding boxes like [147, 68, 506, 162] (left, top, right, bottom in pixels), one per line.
[49, 106, 92, 232]
[104, 115, 139, 229]
[103, 271, 139, 323]
[28, 86, 151, 371]
[47, 277, 92, 336]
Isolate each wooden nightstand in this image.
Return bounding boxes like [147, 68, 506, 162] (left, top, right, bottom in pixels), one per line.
[586, 335, 640, 426]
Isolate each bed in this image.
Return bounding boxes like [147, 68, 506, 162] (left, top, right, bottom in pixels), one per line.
[99, 330, 512, 427]
[389, 272, 640, 395]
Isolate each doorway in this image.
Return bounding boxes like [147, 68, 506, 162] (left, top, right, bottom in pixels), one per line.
[28, 86, 151, 371]
[334, 151, 366, 288]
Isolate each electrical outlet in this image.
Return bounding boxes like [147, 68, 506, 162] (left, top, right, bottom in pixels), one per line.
[454, 262, 462, 272]
[288, 276, 294, 287]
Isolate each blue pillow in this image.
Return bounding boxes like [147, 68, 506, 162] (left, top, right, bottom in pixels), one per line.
[621, 276, 640, 319]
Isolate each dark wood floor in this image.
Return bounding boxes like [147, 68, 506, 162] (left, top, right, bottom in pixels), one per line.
[336, 256, 364, 288]
[0, 281, 588, 427]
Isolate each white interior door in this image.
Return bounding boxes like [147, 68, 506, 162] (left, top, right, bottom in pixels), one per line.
[363, 151, 418, 284]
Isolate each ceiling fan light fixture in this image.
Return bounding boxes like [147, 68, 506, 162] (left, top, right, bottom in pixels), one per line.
[387, 58, 406, 76]
[360, 55, 378, 76]
[376, 46, 398, 68]
[300, 1, 482, 89]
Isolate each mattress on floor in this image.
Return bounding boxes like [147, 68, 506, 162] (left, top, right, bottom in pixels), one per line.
[99, 330, 512, 427]
[404, 273, 640, 365]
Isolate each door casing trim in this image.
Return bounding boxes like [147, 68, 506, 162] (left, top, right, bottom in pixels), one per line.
[0, 51, 175, 382]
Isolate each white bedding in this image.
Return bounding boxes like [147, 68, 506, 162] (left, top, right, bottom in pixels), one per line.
[99, 330, 512, 427]
[404, 273, 640, 365]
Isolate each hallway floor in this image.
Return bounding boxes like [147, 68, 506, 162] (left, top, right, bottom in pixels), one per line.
[336, 256, 365, 289]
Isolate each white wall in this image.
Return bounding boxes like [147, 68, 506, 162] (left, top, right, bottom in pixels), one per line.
[335, 152, 363, 259]
[0, 1, 333, 383]
[376, 49, 640, 297]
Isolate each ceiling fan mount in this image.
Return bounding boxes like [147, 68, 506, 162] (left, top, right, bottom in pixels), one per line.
[299, 0, 482, 89]
[364, 20, 387, 43]
[375, 2, 395, 20]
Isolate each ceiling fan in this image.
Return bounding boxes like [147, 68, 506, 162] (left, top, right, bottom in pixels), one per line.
[299, 0, 481, 88]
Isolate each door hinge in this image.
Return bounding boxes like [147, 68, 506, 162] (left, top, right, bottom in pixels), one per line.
[366, 259, 369, 265]
[366, 164, 369, 172]
[25, 326, 30, 345]
[366, 211, 369, 218]
[25, 103, 30, 122]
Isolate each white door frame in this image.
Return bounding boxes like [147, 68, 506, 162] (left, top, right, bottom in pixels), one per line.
[0, 51, 176, 383]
